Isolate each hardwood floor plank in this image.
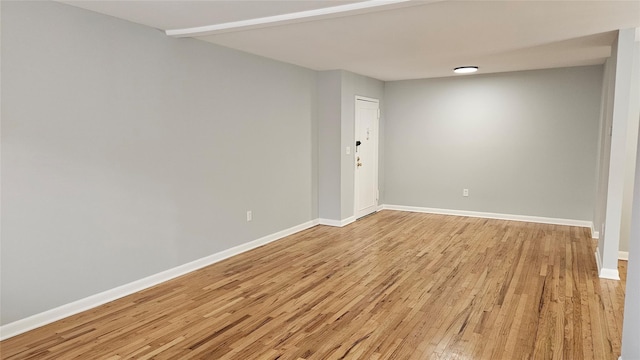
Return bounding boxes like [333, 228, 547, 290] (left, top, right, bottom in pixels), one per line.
[0, 211, 626, 359]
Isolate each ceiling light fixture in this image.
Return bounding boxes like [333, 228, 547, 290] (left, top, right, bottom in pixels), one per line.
[453, 66, 479, 74]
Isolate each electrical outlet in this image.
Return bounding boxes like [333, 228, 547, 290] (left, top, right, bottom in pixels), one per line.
[463, 189, 469, 197]
[247, 211, 252, 222]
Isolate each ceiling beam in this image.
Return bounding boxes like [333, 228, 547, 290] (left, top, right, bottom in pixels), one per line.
[165, 0, 420, 38]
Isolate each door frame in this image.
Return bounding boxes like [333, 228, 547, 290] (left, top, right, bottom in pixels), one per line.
[354, 95, 380, 219]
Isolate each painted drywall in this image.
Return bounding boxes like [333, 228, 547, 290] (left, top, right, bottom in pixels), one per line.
[317, 70, 384, 222]
[600, 29, 638, 275]
[384, 66, 602, 220]
[622, 124, 640, 357]
[340, 71, 384, 219]
[620, 27, 640, 360]
[594, 53, 616, 257]
[620, 35, 640, 255]
[620, 99, 639, 254]
[1, 1, 317, 325]
[317, 71, 343, 220]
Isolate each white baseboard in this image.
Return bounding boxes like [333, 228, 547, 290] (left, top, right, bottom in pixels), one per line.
[0, 206, 611, 340]
[599, 268, 621, 280]
[382, 204, 593, 228]
[0, 219, 319, 341]
[590, 223, 599, 239]
[594, 247, 621, 280]
[619, 251, 629, 261]
[319, 216, 356, 227]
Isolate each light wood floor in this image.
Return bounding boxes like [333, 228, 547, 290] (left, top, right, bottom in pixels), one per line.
[1, 211, 627, 359]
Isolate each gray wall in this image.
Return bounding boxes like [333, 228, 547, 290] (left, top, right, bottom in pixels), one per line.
[599, 29, 638, 272]
[623, 120, 640, 358]
[317, 71, 343, 220]
[595, 29, 638, 256]
[594, 54, 616, 250]
[317, 70, 384, 221]
[340, 71, 384, 219]
[384, 66, 603, 220]
[620, 32, 640, 254]
[620, 27, 639, 360]
[1, 1, 317, 325]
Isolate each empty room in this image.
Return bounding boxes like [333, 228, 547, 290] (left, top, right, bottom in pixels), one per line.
[1, 0, 640, 359]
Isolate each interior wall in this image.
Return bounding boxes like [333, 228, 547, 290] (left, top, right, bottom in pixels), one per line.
[620, 130, 638, 253]
[594, 53, 617, 249]
[1, 1, 317, 325]
[340, 71, 385, 219]
[317, 70, 384, 222]
[600, 28, 638, 274]
[620, 36, 640, 253]
[384, 66, 603, 220]
[622, 117, 640, 358]
[317, 70, 343, 220]
[620, 27, 640, 359]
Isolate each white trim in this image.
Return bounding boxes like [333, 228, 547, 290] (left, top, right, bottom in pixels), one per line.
[166, 0, 412, 37]
[590, 223, 600, 239]
[595, 247, 621, 279]
[0, 219, 319, 340]
[0, 207, 610, 340]
[619, 251, 629, 260]
[600, 268, 621, 280]
[354, 96, 380, 220]
[355, 95, 380, 103]
[319, 216, 356, 227]
[382, 204, 593, 228]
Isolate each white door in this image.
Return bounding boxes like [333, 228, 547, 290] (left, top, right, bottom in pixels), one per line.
[354, 97, 379, 219]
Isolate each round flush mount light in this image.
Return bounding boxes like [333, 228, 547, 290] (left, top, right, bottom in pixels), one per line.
[453, 66, 479, 74]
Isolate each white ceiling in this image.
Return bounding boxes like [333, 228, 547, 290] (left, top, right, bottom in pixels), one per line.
[59, 0, 640, 81]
